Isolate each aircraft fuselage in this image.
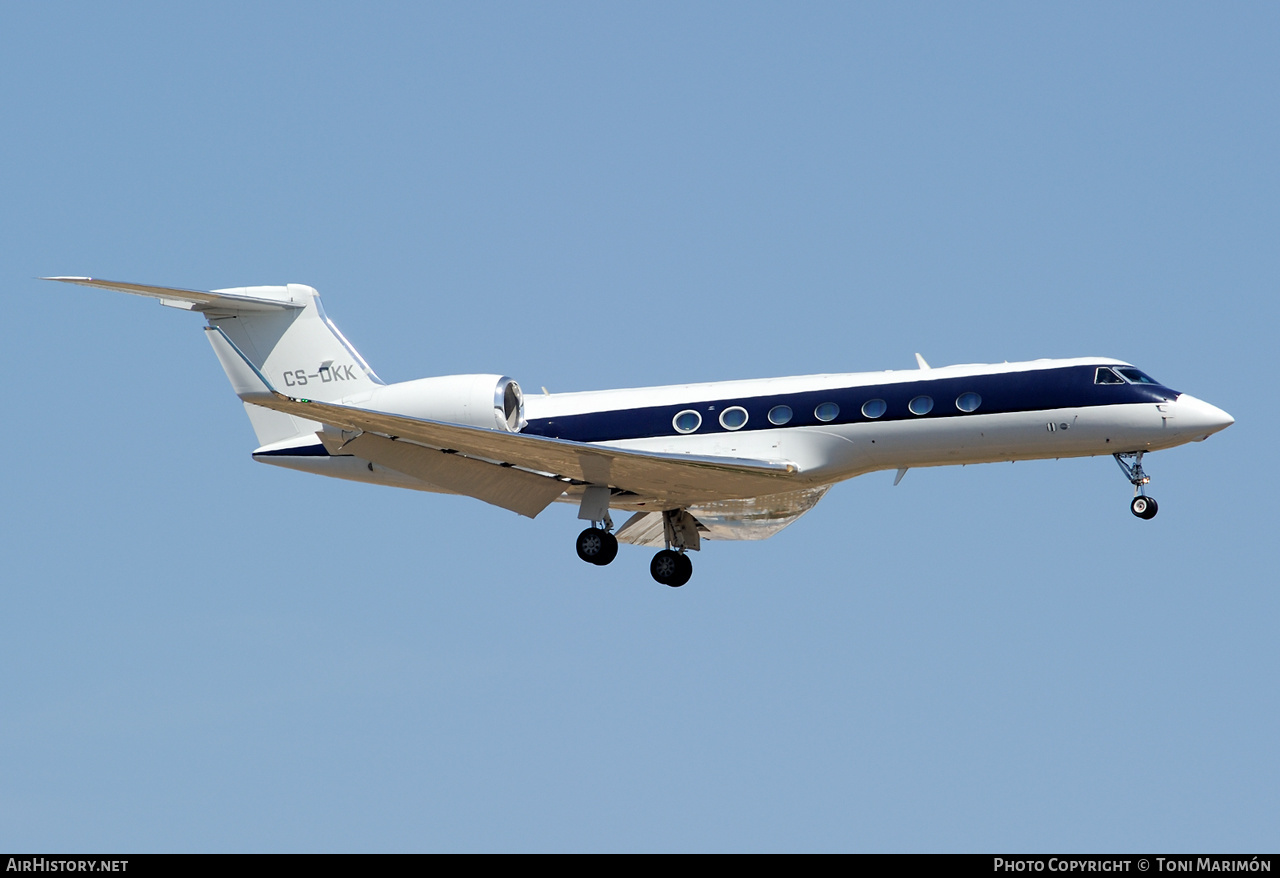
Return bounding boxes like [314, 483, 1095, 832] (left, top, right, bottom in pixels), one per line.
[519, 357, 1232, 490]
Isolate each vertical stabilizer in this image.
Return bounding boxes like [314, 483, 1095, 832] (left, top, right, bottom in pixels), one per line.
[206, 284, 380, 402]
[43, 277, 381, 446]
[204, 285, 381, 445]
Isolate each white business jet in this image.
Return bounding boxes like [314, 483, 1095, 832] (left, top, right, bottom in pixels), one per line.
[46, 277, 1234, 587]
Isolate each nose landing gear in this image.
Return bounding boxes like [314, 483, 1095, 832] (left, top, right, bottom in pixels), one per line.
[1130, 495, 1158, 519]
[1115, 451, 1158, 519]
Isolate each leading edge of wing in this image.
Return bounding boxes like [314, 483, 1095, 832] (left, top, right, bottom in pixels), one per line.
[206, 326, 800, 504]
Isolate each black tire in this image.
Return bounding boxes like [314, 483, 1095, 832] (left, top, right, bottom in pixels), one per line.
[576, 527, 613, 565]
[650, 550, 684, 586]
[1131, 496, 1157, 519]
[597, 531, 619, 566]
[673, 553, 693, 587]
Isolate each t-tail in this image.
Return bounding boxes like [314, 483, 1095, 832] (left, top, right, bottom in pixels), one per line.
[43, 277, 382, 449]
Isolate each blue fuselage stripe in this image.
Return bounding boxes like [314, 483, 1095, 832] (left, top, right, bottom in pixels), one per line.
[521, 365, 1179, 443]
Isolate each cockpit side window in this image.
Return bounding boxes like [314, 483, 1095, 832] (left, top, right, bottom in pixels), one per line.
[1117, 367, 1159, 385]
[1095, 367, 1125, 385]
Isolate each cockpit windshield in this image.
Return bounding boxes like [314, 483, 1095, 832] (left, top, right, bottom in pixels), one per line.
[1095, 367, 1125, 385]
[1116, 367, 1160, 385]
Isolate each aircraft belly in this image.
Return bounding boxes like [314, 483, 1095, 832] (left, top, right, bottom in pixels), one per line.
[605, 429, 864, 482]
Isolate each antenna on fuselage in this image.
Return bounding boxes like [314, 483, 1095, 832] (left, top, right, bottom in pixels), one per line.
[915, 353, 930, 369]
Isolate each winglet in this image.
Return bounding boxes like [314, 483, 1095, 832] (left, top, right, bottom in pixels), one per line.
[204, 326, 277, 403]
[915, 353, 930, 370]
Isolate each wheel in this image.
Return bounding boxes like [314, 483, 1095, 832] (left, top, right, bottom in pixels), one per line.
[1130, 496, 1158, 520]
[598, 531, 619, 565]
[650, 549, 688, 586]
[576, 527, 618, 565]
[673, 553, 693, 587]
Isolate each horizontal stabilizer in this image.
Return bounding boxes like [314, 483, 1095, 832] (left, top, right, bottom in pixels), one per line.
[43, 277, 304, 312]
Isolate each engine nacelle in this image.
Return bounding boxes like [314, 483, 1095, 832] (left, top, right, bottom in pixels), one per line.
[364, 374, 526, 432]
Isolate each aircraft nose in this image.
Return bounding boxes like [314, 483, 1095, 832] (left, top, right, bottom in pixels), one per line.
[1176, 394, 1235, 440]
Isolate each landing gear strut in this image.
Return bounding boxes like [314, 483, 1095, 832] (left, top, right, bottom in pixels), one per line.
[574, 497, 701, 585]
[1115, 451, 1158, 520]
[649, 508, 699, 587]
[575, 486, 618, 566]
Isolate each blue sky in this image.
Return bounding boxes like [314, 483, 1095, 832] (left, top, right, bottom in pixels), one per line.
[2, 2, 1276, 852]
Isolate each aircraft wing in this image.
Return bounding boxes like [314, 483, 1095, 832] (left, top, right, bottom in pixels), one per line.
[207, 326, 802, 510]
[274, 392, 801, 506]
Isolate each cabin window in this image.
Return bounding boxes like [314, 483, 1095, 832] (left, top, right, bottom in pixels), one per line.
[1117, 367, 1160, 385]
[673, 410, 702, 434]
[768, 405, 793, 426]
[815, 402, 839, 422]
[861, 399, 887, 419]
[956, 392, 982, 413]
[1095, 367, 1125, 385]
[720, 406, 748, 430]
[908, 395, 933, 415]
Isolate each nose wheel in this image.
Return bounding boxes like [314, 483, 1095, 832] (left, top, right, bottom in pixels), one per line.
[1115, 452, 1158, 520]
[1130, 495, 1158, 520]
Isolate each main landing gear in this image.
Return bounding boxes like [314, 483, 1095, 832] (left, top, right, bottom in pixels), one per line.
[1114, 451, 1158, 520]
[574, 524, 694, 586]
[573, 501, 699, 587]
[650, 550, 693, 588]
[575, 526, 619, 566]
[575, 485, 619, 567]
[647, 508, 699, 587]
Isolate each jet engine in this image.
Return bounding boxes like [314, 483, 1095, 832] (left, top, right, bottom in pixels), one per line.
[365, 374, 526, 432]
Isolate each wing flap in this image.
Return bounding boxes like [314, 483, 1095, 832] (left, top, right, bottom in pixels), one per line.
[614, 512, 668, 547]
[341, 433, 566, 518]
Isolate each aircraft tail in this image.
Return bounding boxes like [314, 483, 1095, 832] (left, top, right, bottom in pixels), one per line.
[44, 277, 382, 446]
